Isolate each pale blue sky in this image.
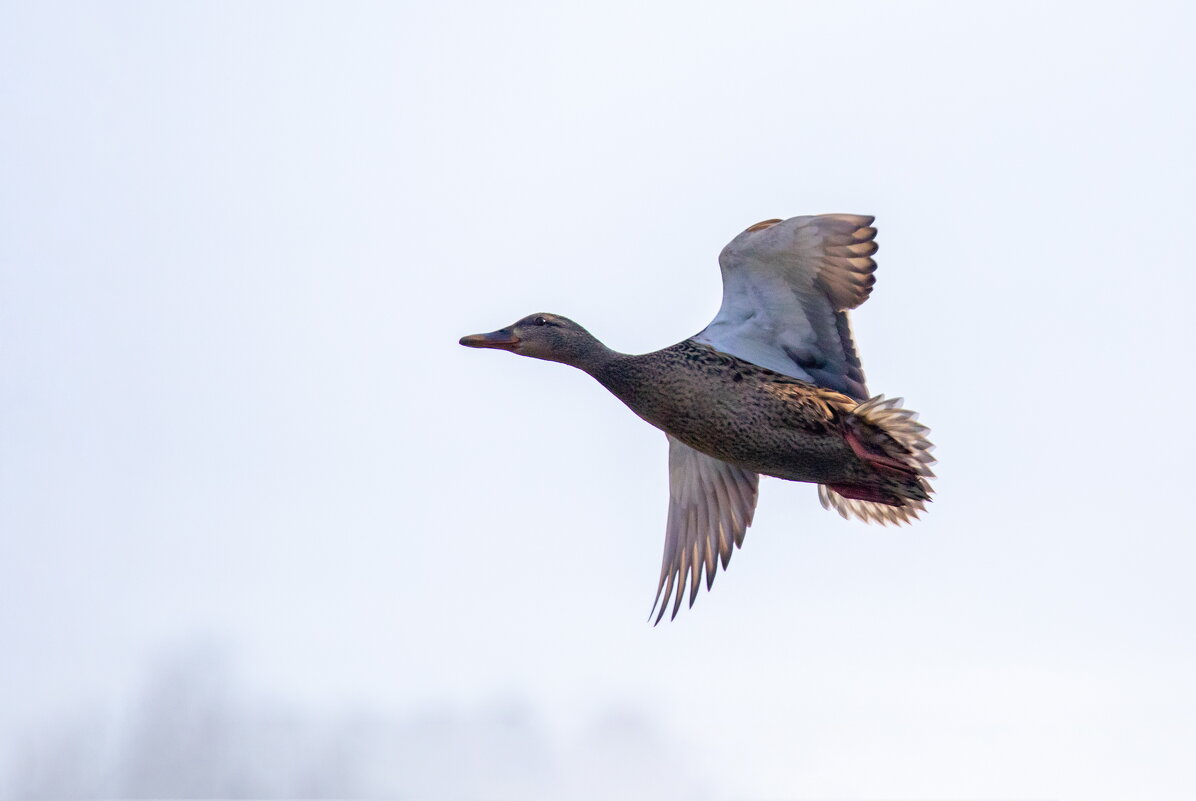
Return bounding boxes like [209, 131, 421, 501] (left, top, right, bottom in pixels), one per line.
[2, 2, 1194, 799]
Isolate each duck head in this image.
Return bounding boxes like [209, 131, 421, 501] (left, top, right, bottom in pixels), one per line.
[459, 313, 611, 369]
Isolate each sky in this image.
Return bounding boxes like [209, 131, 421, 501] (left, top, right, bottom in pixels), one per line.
[2, 1, 1195, 799]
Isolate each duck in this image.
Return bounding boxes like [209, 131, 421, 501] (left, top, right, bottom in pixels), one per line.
[460, 214, 934, 622]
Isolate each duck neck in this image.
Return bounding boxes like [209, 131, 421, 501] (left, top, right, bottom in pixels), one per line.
[587, 349, 652, 408]
[567, 338, 622, 377]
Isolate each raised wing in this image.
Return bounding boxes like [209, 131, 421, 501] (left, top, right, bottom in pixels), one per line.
[652, 436, 760, 624]
[693, 214, 878, 401]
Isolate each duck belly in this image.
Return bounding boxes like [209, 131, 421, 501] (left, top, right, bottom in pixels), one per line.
[670, 413, 870, 486]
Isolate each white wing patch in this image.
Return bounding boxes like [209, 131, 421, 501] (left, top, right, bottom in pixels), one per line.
[652, 436, 760, 624]
[694, 214, 878, 401]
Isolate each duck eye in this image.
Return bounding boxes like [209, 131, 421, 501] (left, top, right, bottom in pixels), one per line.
[534, 316, 547, 326]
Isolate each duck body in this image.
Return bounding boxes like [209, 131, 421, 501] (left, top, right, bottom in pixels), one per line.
[591, 339, 928, 506]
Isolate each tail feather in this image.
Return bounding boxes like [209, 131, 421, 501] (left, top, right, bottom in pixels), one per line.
[819, 394, 936, 526]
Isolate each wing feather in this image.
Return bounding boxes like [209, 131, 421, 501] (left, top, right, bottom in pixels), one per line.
[652, 436, 759, 624]
[693, 214, 879, 401]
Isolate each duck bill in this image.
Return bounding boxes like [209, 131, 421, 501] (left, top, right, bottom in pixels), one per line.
[459, 329, 521, 351]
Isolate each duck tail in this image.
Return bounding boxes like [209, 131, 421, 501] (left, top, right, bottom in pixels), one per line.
[818, 394, 936, 526]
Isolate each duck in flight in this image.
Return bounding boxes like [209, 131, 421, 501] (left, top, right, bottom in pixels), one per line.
[460, 214, 935, 623]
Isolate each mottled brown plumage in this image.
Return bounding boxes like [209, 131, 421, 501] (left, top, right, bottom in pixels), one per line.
[594, 340, 929, 507]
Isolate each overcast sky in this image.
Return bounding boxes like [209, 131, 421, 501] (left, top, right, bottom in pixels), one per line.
[2, 2, 1195, 799]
